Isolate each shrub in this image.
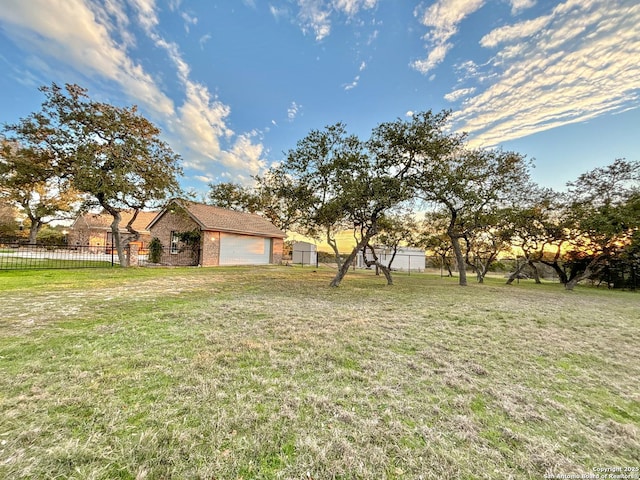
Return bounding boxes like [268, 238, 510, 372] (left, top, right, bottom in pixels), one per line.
[174, 230, 201, 264]
[148, 237, 163, 263]
[36, 227, 66, 245]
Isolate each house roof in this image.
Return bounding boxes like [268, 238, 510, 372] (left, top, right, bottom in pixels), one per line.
[74, 210, 158, 234]
[151, 199, 285, 238]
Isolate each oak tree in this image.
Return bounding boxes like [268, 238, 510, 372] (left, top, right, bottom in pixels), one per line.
[1, 135, 80, 244]
[36, 83, 183, 265]
[563, 159, 640, 290]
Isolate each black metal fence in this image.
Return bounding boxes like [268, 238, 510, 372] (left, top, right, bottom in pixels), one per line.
[0, 239, 203, 270]
[0, 240, 117, 270]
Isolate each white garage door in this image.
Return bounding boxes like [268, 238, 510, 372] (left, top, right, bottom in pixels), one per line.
[219, 233, 271, 265]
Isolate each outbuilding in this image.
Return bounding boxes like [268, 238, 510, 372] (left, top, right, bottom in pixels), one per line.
[357, 245, 425, 272]
[147, 199, 285, 266]
[292, 241, 318, 266]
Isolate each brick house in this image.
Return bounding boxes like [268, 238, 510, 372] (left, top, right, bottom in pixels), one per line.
[147, 199, 285, 266]
[68, 210, 158, 252]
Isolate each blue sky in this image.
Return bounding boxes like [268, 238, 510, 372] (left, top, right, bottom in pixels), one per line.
[1, 0, 639, 197]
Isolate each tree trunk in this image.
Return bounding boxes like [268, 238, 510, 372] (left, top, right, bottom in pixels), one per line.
[474, 256, 495, 284]
[380, 265, 393, 285]
[444, 205, 468, 286]
[100, 204, 125, 266]
[449, 234, 467, 286]
[125, 209, 141, 241]
[28, 219, 42, 244]
[363, 243, 393, 285]
[506, 257, 528, 285]
[565, 273, 584, 290]
[540, 260, 568, 284]
[329, 248, 358, 287]
[528, 260, 541, 284]
[329, 231, 374, 287]
[110, 214, 126, 266]
[565, 258, 605, 290]
[327, 229, 342, 271]
[386, 245, 399, 272]
[440, 255, 453, 277]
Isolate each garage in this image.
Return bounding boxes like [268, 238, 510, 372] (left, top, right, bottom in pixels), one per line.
[219, 233, 272, 265]
[148, 200, 285, 267]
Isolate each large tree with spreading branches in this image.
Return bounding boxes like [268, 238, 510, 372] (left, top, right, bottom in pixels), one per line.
[4, 83, 183, 264]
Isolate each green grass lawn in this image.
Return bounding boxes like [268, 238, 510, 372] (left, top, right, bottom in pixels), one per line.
[0, 258, 114, 269]
[0, 267, 638, 479]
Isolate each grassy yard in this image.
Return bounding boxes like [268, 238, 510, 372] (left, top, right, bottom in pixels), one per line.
[0, 258, 113, 270]
[0, 267, 638, 479]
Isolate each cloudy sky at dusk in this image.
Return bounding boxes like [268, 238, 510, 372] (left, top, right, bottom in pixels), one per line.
[1, 0, 639, 195]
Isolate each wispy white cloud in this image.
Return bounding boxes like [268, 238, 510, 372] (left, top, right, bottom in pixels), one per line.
[411, 0, 485, 74]
[288, 101, 301, 121]
[269, 5, 289, 21]
[297, 0, 332, 40]
[510, 0, 536, 15]
[343, 61, 366, 91]
[332, 0, 377, 17]
[199, 33, 212, 49]
[194, 175, 213, 183]
[480, 15, 551, 48]
[444, 87, 476, 102]
[129, 0, 159, 32]
[128, 0, 265, 175]
[0, 0, 174, 116]
[296, 0, 378, 41]
[0, 0, 268, 177]
[180, 11, 198, 33]
[343, 75, 360, 90]
[367, 28, 379, 45]
[452, 0, 640, 148]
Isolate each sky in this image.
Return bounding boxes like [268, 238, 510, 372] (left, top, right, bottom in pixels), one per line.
[1, 0, 639, 198]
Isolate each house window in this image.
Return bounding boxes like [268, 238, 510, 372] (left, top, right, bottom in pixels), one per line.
[170, 231, 180, 254]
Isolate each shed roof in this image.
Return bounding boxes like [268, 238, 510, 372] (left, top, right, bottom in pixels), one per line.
[152, 200, 285, 238]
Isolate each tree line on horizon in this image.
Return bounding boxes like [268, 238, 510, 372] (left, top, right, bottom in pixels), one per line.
[1, 83, 639, 289]
[207, 116, 639, 290]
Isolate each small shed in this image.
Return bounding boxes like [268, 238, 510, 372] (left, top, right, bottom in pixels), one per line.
[357, 246, 425, 272]
[147, 199, 285, 267]
[292, 241, 318, 266]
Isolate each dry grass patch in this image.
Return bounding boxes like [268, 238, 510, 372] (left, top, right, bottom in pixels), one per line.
[0, 266, 638, 479]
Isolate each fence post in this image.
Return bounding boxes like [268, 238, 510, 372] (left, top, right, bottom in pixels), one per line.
[128, 243, 139, 267]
